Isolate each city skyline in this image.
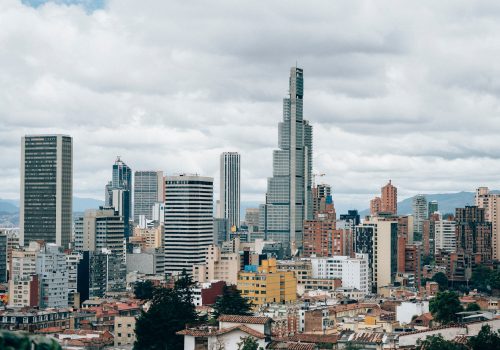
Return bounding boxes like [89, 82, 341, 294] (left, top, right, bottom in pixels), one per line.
[2, 1, 500, 212]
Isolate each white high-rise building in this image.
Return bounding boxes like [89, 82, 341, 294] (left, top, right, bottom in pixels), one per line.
[475, 187, 500, 260]
[20, 135, 73, 248]
[260, 67, 313, 254]
[164, 175, 214, 274]
[412, 195, 427, 238]
[310, 256, 348, 279]
[434, 217, 456, 254]
[342, 254, 370, 294]
[134, 171, 164, 223]
[220, 152, 241, 229]
[37, 243, 69, 308]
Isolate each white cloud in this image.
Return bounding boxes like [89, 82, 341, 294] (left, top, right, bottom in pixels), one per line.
[1, 0, 500, 214]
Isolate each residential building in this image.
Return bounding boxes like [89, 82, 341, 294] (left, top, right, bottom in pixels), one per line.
[130, 226, 163, 250]
[20, 135, 72, 248]
[303, 196, 338, 257]
[259, 67, 313, 254]
[475, 187, 500, 260]
[164, 174, 214, 275]
[342, 254, 370, 294]
[455, 206, 492, 265]
[8, 242, 40, 308]
[435, 216, 456, 255]
[111, 188, 131, 239]
[66, 251, 81, 308]
[355, 217, 398, 293]
[0, 309, 70, 332]
[412, 195, 428, 240]
[133, 170, 163, 223]
[192, 245, 240, 285]
[237, 258, 296, 306]
[381, 180, 397, 215]
[310, 256, 348, 279]
[312, 183, 332, 218]
[220, 152, 241, 229]
[114, 316, 137, 347]
[126, 248, 164, 275]
[370, 197, 382, 216]
[0, 234, 6, 283]
[36, 243, 68, 308]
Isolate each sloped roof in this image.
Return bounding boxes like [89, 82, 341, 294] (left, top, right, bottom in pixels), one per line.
[177, 324, 266, 339]
[218, 314, 272, 324]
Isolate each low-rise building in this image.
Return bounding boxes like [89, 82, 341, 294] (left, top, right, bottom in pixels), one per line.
[114, 315, 136, 347]
[193, 245, 240, 285]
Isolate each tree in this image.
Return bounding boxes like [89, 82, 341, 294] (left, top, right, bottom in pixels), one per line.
[429, 291, 463, 324]
[432, 272, 449, 291]
[212, 285, 253, 319]
[470, 265, 492, 293]
[134, 271, 199, 349]
[237, 336, 263, 350]
[417, 334, 466, 350]
[468, 325, 500, 350]
[134, 280, 155, 300]
[466, 302, 481, 311]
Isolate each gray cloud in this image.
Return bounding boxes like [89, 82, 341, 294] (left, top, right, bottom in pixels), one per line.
[1, 0, 500, 214]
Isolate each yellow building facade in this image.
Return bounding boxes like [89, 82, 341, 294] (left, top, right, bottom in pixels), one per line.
[237, 258, 297, 306]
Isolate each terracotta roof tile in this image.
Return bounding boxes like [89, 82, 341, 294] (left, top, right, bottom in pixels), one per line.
[218, 314, 272, 324]
[177, 324, 266, 339]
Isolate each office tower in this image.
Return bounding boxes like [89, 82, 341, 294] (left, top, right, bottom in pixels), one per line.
[37, 243, 69, 308]
[0, 234, 6, 283]
[220, 152, 241, 229]
[260, 67, 313, 254]
[134, 171, 164, 223]
[20, 135, 72, 248]
[475, 187, 500, 260]
[214, 218, 228, 246]
[312, 184, 332, 218]
[434, 215, 456, 255]
[412, 194, 427, 240]
[244, 208, 260, 229]
[355, 217, 398, 293]
[455, 206, 492, 265]
[74, 207, 125, 259]
[340, 210, 361, 226]
[381, 180, 397, 215]
[106, 157, 132, 238]
[428, 200, 438, 218]
[370, 197, 382, 216]
[164, 174, 214, 274]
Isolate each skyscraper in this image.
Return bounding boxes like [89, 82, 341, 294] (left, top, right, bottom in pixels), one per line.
[428, 200, 438, 218]
[220, 152, 241, 229]
[412, 194, 427, 240]
[20, 135, 72, 248]
[164, 174, 214, 274]
[475, 187, 500, 260]
[259, 67, 313, 254]
[107, 157, 132, 238]
[134, 171, 164, 222]
[381, 180, 397, 215]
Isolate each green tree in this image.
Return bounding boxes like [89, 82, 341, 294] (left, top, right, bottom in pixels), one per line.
[212, 285, 253, 319]
[134, 280, 156, 300]
[466, 302, 481, 311]
[429, 291, 463, 324]
[134, 271, 198, 350]
[417, 334, 466, 350]
[237, 336, 263, 350]
[0, 330, 62, 350]
[470, 265, 492, 292]
[432, 272, 449, 291]
[468, 325, 500, 350]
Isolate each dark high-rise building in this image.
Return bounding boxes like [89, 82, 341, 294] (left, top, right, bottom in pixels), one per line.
[455, 206, 492, 265]
[0, 234, 6, 283]
[20, 135, 72, 248]
[340, 210, 361, 226]
[428, 200, 438, 218]
[106, 157, 132, 238]
[259, 67, 313, 255]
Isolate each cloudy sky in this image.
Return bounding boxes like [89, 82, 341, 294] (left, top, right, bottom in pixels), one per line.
[1, 0, 500, 213]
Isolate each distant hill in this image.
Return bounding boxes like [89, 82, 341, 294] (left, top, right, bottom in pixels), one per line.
[0, 199, 18, 214]
[359, 191, 483, 217]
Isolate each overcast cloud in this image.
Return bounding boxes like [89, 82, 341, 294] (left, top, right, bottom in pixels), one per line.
[1, 0, 500, 213]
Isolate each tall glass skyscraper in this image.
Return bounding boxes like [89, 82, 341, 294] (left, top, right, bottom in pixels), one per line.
[20, 135, 73, 248]
[259, 67, 313, 254]
[220, 152, 241, 229]
[106, 157, 132, 238]
[134, 171, 164, 222]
